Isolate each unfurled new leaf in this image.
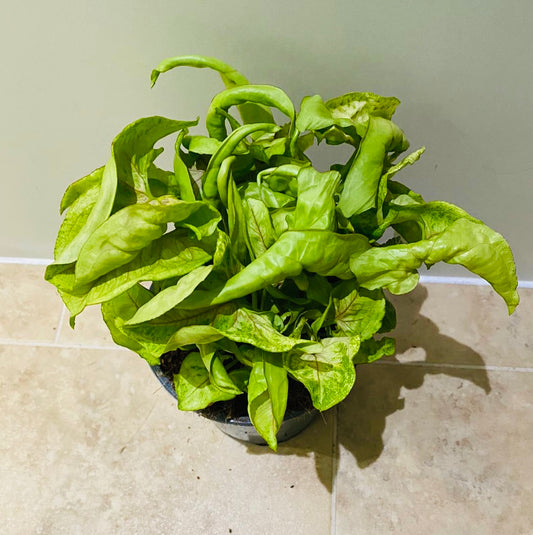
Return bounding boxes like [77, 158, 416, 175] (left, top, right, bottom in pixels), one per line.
[292, 167, 340, 231]
[150, 55, 275, 127]
[339, 117, 409, 218]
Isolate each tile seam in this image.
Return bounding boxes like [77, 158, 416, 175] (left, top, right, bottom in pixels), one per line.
[373, 360, 533, 372]
[1, 338, 530, 371]
[330, 405, 338, 535]
[53, 305, 67, 344]
[1, 338, 529, 373]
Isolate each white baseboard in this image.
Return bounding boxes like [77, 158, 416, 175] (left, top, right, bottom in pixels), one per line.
[1, 257, 532, 288]
[419, 275, 533, 289]
[0, 257, 53, 265]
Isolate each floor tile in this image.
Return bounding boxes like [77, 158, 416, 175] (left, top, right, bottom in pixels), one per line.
[387, 284, 533, 368]
[335, 363, 533, 535]
[0, 264, 63, 341]
[0, 345, 333, 535]
[56, 304, 116, 348]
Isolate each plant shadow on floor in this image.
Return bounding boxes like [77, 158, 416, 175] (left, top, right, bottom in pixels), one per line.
[245, 284, 491, 492]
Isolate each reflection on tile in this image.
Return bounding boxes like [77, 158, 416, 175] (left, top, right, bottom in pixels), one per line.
[0, 345, 333, 534]
[335, 364, 533, 535]
[57, 304, 116, 348]
[387, 284, 533, 367]
[0, 264, 63, 341]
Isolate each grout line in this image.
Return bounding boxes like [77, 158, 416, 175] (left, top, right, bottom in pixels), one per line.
[1, 336, 530, 372]
[373, 360, 533, 373]
[330, 405, 338, 535]
[0, 339, 127, 351]
[53, 305, 67, 344]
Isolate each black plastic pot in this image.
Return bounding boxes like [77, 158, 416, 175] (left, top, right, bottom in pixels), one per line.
[150, 364, 317, 446]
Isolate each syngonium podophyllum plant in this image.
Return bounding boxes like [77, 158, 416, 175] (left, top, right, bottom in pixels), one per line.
[45, 55, 519, 450]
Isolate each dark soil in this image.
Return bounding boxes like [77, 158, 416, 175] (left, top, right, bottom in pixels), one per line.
[159, 349, 314, 421]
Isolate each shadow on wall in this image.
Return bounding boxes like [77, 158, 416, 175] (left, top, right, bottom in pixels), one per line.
[246, 285, 491, 492]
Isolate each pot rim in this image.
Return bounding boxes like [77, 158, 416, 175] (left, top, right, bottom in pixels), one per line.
[149, 363, 317, 425]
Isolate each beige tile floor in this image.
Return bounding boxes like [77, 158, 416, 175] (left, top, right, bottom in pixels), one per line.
[0, 263, 531, 535]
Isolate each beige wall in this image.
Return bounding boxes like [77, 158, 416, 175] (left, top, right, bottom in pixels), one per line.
[1, 0, 531, 279]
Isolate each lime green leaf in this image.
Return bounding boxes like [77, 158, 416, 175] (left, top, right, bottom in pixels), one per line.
[297, 95, 351, 133]
[198, 344, 242, 395]
[206, 85, 294, 141]
[325, 92, 401, 121]
[243, 197, 276, 258]
[44, 262, 87, 321]
[243, 182, 295, 209]
[248, 135, 287, 163]
[151, 55, 249, 88]
[226, 173, 250, 264]
[172, 129, 195, 202]
[75, 197, 220, 285]
[388, 180, 425, 205]
[196, 231, 370, 307]
[126, 265, 214, 325]
[60, 167, 103, 215]
[150, 55, 274, 126]
[292, 167, 340, 231]
[351, 217, 519, 313]
[339, 116, 409, 218]
[100, 284, 160, 364]
[102, 284, 237, 364]
[54, 175, 101, 261]
[186, 135, 223, 155]
[57, 116, 198, 265]
[175, 352, 237, 410]
[376, 147, 426, 219]
[46, 229, 213, 318]
[165, 325, 224, 350]
[55, 156, 117, 264]
[212, 308, 302, 353]
[202, 122, 279, 199]
[270, 207, 294, 237]
[285, 337, 359, 411]
[246, 349, 288, 451]
[333, 281, 386, 340]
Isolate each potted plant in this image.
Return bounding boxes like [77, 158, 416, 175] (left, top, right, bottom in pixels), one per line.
[45, 55, 519, 450]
